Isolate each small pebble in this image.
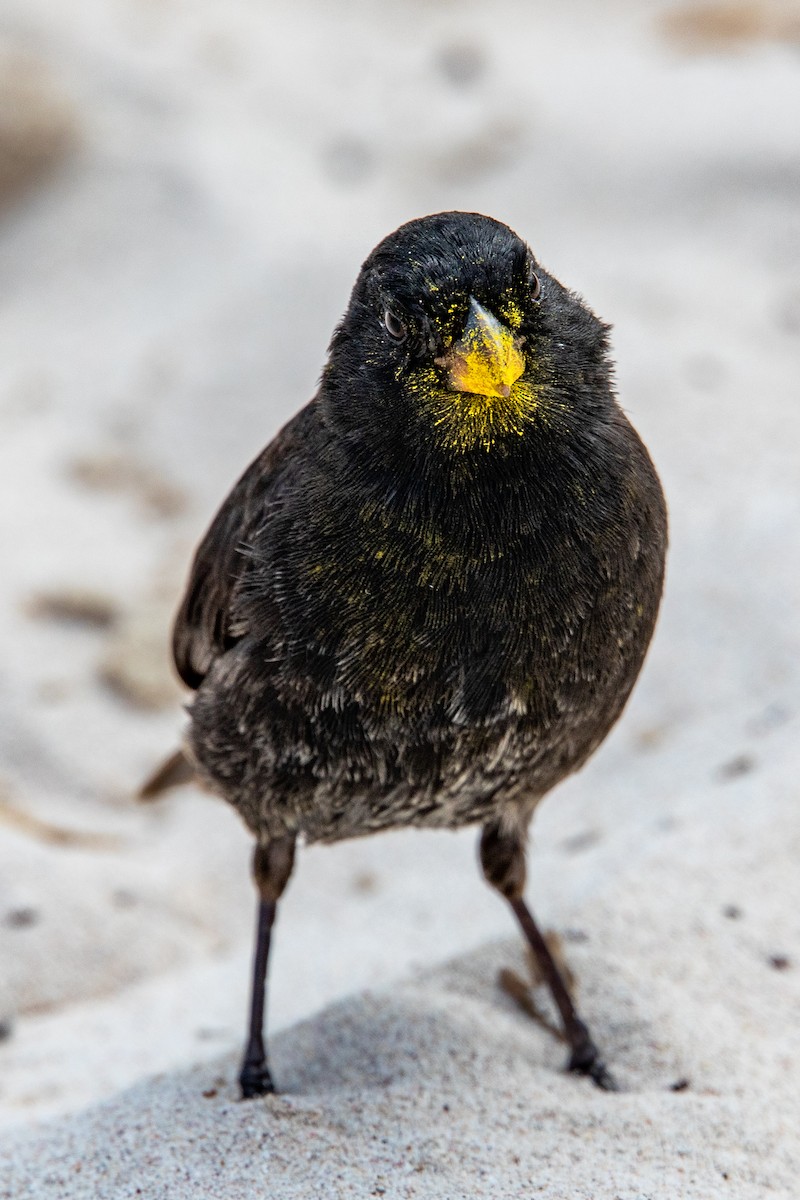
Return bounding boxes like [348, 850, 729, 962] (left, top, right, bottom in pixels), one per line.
[3, 906, 40, 929]
[717, 753, 756, 781]
[436, 42, 486, 88]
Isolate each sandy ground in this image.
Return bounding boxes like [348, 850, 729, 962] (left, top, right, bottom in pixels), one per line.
[1, 0, 799, 1196]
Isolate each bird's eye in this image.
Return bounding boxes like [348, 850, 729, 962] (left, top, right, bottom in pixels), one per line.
[528, 267, 541, 301]
[383, 309, 407, 342]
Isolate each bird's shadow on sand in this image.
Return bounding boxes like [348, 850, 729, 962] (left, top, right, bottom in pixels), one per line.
[134, 939, 563, 1107]
[88, 937, 657, 1130]
[267, 939, 545, 1095]
[270, 937, 677, 1106]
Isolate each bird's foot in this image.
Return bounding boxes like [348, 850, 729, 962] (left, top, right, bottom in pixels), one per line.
[239, 1058, 276, 1099]
[497, 967, 619, 1090]
[566, 1020, 619, 1092]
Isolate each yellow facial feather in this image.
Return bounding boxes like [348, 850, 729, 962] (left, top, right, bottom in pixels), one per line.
[404, 367, 540, 453]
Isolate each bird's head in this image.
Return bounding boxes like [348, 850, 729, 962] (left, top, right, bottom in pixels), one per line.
[324, 212, 612, 459]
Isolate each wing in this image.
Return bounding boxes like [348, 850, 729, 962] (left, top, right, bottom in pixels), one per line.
[172, 403, 314, 689]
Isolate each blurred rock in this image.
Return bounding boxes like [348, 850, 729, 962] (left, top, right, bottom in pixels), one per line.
[661, 2, 800, 50]
[0, 44, 77, 208]
[24, 588, 119, 630]
[67, 451, 188, 521]
[98, 583, 183, 711]
[435, 41, 487, 89]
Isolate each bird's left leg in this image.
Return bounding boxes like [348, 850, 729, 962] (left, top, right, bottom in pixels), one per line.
[479, 820, 618, 1091]
[239, 835, 296, 1099]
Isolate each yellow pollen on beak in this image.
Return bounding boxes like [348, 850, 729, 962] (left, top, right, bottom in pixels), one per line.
[436, 297, 525, 399]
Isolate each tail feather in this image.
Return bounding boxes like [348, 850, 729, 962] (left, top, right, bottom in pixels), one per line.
[138, 748, 195, 801]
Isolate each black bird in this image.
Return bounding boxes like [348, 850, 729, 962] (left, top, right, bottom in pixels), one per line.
[143, 211, 667, 1098]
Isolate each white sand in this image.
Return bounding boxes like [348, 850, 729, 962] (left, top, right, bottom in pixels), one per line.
[1, 0, 800, 1195]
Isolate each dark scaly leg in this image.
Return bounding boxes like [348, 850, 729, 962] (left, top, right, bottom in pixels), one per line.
[239, 835, 296, 1099]
[480, 821, 618, 1091]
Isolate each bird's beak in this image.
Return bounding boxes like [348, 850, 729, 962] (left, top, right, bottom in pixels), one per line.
[435, 297, 525, 399]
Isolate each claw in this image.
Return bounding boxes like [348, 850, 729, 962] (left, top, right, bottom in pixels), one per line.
[239, 1061, 275, 1099]
[567, 1020, 620, 1091]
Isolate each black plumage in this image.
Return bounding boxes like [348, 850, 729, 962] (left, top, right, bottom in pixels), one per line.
[148, 211, 667, 1097]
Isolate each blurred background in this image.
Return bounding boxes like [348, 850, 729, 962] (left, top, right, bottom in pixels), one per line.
[1, 0, 799, 1126]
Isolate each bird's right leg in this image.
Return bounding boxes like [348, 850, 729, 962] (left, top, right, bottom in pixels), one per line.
[238, 835, 296, 1099]
[479, 820, 617, 1091]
